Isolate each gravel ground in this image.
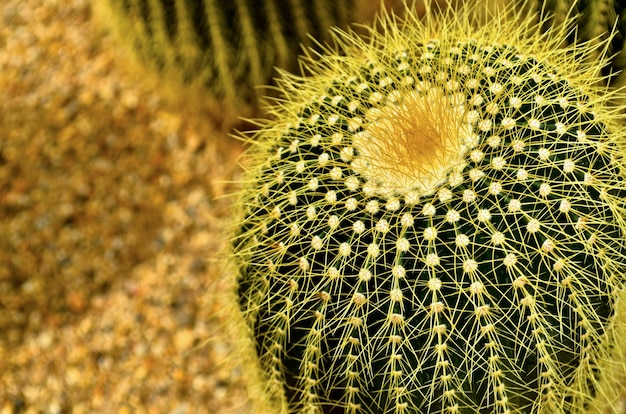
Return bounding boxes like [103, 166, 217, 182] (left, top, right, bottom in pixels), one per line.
[0, 0, 250, 412]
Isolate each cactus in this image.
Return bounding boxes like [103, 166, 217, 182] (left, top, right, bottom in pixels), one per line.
[230, 2, 626, 413]
[92, 0, 403, 116]
[519, 0, 626, 93]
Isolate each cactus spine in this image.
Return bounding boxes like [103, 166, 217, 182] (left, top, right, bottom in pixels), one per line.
[231, 2, 626, 413]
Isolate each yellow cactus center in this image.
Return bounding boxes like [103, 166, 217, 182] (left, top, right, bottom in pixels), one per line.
[352, 88, 474, 196]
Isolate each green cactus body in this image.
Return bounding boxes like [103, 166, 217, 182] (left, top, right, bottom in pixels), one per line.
[232, 3, 626, 413]
[94, 0, 366, 113]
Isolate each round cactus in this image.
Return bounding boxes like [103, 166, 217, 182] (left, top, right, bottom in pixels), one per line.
[231, 2, 626, 413]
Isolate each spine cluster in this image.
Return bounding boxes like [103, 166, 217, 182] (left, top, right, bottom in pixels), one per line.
[232, 2, 626, 414]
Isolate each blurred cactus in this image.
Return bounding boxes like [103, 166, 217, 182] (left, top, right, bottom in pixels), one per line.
[93, 0, 403, 117]
[521, 0, 626, 92]
[231, 1, 626, 413]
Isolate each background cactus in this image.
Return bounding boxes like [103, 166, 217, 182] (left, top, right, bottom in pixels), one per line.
[231, 2, 626, 413]
[520, 0, 626, 93]
[92, 0, 405, 119]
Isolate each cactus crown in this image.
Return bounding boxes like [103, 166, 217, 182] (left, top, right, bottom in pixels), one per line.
[231, 2, 626, 413]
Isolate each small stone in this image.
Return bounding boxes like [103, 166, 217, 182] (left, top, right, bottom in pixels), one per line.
[173, 329, 196, 352]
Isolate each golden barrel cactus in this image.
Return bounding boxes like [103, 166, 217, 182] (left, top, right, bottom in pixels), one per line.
[230, 2, 626, 413]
